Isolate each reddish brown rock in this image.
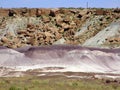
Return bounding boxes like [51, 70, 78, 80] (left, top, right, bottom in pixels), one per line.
[55, 15, 63, 21]
[45, 36, 51, 43]
[20, 8, 28, 16]
[42, 16, 50, 23]
[63, 16, 71, 23]
[29, 36, 38, 46]
[59, 9, 70, 14]
[27, 24, 35, 29]
[58, 29, 64, 33]
[25, 32, 34, 37]
[1, 37, 9, 43]
[36, 8, 50, 17]
[17, 30, 27, 34]
[49, 10, 56, 17]
[29, 8, 37, 16]
[79, 9, 89, 15]
[44, 32, 53, 37]
[0, 9, 9, 16]
[0, 8, 118, 48]
[47, 27, 59, 34]
[27, 28, 36, 32]
[60, 23, 69, 29]
[77, 14, 82, 19]
[8, 9, 17, 16]
[95, 9, 107, 15]
[49, 8, 60, 17]
[55, 32, 62, 40]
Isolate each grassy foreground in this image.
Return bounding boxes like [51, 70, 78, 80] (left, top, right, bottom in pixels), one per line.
[0, 76, 120, 90]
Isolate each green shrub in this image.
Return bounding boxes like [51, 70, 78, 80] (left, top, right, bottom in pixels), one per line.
[9, 86, 21, 90]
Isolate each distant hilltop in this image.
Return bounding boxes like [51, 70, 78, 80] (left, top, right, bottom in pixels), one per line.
[0, 8, 120, 17]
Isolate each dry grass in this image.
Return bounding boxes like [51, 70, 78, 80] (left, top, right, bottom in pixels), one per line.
[0, 76, 120, 90]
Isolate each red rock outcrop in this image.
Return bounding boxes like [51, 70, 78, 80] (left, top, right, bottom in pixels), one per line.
[0, 8, 119, 48]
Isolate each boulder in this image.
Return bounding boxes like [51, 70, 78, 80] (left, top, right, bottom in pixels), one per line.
[42, 16, 50, 23]
[27, 28, 36, 32]
[49, 8, 60, 17]
[59, 9, 70, 14]
[79, 9, 88, 15]
[17, 30, 27, 34]
[1, 37, 9, 43]
[114, 38, 120, 42]
[20, 8, 28, 16]
[36, 8, 50, 17]
[59, 29, 64, 33]
[49, 10, 56, 17]
[107, 37, 120, 43]
[25, 32, 34, 37]
[29, 8, 37, 16]
[8, 9, 16, 16]
[47, 27, 59, 34]
[44, 32, 53, 37]
[63, 16, 71, 23]
[27, 24, 35, 29]
[55, 15, 63, 25]
[114, 8, 120, 13]
[77, 14, 82, 19]
[55, 32, 62, 40]
[70, 9, 79, 14]
[95, 9, 107, 15]
[61, 23, 70, 29]
[45, 36, 51, 43]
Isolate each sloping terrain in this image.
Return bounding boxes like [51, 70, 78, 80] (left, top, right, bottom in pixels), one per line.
[0, 45, 120, 78]
[83, 21, 120, 47]
[0, 8, 119, 48]
[0, 8, 120, 78]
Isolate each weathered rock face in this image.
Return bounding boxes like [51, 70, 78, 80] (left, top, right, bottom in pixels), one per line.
[0, 9, 9, 16]
[0, 8, 119, 48]
[95, 9, 108, 15]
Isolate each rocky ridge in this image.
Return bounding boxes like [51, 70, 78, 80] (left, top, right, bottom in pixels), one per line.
[0, 8, 120, 48]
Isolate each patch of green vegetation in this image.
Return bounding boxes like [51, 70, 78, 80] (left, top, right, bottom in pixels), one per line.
[0, 76, 120, 90]
[9, 86, 21, 90]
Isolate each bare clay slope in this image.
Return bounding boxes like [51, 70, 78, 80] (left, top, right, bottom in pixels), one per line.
[0, 45, 120, 77]
[83, 20, 120, 47]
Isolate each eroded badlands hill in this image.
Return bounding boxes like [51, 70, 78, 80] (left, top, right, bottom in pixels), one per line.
[0, 45, 120, 77]
[0, 8, 120, 48]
